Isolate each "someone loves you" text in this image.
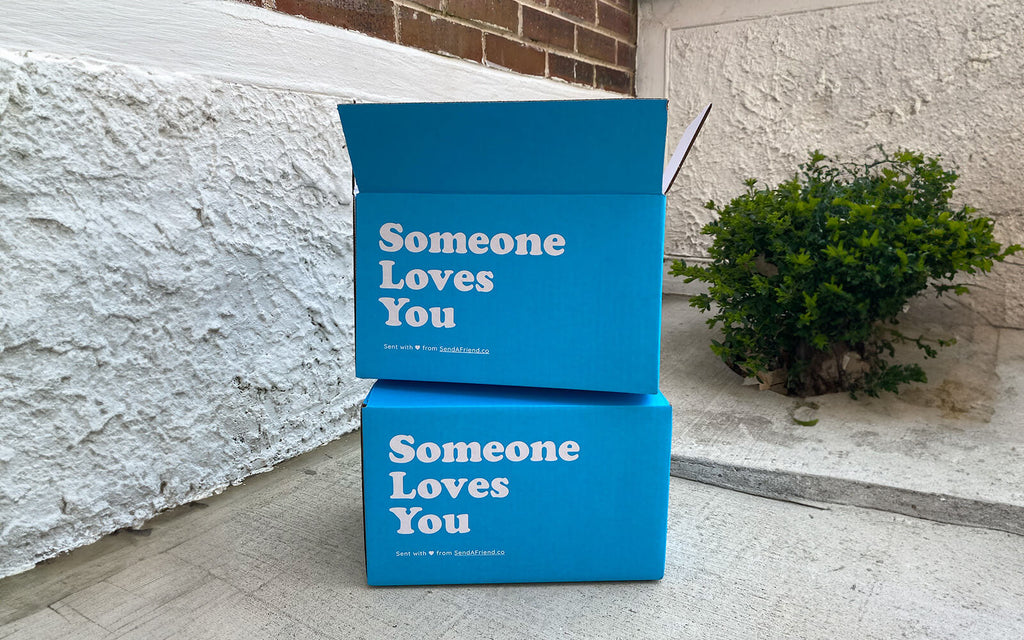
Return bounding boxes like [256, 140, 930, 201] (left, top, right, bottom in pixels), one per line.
[386, 434, 580, 535]
[376, 222, 566, 329]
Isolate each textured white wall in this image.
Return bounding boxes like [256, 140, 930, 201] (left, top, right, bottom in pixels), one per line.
[0, 0, 611, 577]
[641, 0, 1024, 327]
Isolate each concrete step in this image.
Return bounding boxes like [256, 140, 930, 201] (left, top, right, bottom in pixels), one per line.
[660, 294, 1024, 535]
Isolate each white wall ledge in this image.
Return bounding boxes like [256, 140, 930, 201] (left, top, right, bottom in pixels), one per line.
[2, 0, 614, 103]
[0, 0, 615, 579]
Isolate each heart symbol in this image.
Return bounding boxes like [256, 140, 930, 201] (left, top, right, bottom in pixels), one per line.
[415, 345, 421, 350]
[428, 550, 434, 555]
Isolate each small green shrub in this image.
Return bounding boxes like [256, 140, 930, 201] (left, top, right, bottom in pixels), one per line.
[672, 148, 1020, 397]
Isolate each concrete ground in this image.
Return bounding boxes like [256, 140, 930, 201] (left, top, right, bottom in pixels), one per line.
[2, 430, 1023, 640]
[2, 295, 1023, 638]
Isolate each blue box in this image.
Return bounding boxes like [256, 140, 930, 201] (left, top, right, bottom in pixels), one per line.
[338, 99, 671, 394]
[360, 380, 672, 586]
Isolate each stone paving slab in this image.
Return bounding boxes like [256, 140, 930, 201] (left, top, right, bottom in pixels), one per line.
[2, 430, 1023, 639]
[661, 294, 1024, 533]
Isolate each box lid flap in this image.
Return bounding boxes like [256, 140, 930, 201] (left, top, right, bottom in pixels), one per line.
[662, 103, 712, 194]
[338, 99, 667, 194]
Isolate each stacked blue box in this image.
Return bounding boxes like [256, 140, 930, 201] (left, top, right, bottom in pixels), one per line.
[339, 99, 671, 394]
[361, 381, 671, 586]
[339, 99, 709, 585]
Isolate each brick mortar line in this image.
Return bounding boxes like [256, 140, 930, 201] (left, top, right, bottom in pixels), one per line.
[393, 0, 633, 74]
[518, 0, 637, 45]
[397, 0, 636, 47]
[553, 51, 631, 76]
[392, 2, 401, 43]
[262, 0, 634, 46]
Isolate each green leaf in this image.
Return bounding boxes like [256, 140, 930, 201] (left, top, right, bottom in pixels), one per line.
[679, 146, 1013, 398]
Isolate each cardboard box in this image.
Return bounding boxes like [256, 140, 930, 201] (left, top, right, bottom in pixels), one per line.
[360, 380, 672, 586]
[338, 99, 701, 394]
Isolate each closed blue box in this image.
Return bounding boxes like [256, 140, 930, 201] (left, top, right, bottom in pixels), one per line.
[360, 380, 672, 586]
[338, 99, 670, 394]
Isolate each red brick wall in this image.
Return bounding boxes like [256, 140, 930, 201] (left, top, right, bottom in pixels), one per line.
[242, 0, 637, 94]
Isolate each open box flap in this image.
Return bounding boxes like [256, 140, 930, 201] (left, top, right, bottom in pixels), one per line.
[338, 99, 667, 195]
[662, 103, 712, 194]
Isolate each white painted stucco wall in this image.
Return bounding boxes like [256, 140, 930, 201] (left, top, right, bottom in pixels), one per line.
[641, 0, 1024, 328]
[0, 0, 612, 578]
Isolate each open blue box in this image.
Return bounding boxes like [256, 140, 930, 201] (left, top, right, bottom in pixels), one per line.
[360, 380, 672, 586]
[338, 99, 708, 394]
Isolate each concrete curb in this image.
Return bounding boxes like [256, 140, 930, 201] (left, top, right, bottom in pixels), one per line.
[671, 455, 1024, 537]
[661, 295, 1024, 539]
